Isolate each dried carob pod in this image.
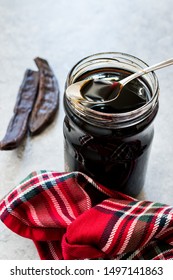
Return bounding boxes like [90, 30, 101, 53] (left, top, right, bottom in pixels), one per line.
[28, 57, 59, 135]
[0, 70, 39, 150]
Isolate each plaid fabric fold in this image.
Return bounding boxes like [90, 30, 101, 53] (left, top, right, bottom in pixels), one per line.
[0, 170, 173, 260]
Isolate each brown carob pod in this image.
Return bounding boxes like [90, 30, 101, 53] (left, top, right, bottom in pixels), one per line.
[28, 57, 59, 135]
[0, 70, 39, 150]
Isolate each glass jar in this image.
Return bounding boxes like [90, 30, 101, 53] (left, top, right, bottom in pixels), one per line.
[63, 52, 159, 197]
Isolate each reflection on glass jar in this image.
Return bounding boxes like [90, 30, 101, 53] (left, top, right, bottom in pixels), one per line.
[63, 52, 159, 197]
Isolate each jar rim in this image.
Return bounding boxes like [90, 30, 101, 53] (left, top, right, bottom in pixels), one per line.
[65, 52, 159, 128]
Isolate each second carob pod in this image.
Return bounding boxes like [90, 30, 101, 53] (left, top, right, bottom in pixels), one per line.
[29, 57, 60, 135]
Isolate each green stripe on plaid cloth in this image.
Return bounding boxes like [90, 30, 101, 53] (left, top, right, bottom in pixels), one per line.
[0, 170, 173, 260]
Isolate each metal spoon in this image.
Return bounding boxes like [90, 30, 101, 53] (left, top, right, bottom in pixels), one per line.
[66, 58, 173, 105]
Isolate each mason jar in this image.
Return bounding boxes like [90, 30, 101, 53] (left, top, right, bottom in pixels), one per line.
[63, 52, 159, 197]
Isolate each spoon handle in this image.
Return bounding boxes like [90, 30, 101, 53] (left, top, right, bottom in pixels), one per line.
[120, 58, 173, 86]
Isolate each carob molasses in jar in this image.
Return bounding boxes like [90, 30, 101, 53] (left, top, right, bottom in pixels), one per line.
[63, 52, 159, 197]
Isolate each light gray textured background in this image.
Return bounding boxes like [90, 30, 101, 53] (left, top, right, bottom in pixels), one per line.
[0, 0, 173, 259]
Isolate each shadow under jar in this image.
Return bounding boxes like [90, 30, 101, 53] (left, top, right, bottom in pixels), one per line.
[63, 52, 159, 197]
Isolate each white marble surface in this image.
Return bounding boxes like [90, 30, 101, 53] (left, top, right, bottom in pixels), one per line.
[0, 0, 173, 260]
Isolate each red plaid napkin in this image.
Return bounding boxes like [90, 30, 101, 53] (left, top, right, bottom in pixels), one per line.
[1, 170, 173, 260]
